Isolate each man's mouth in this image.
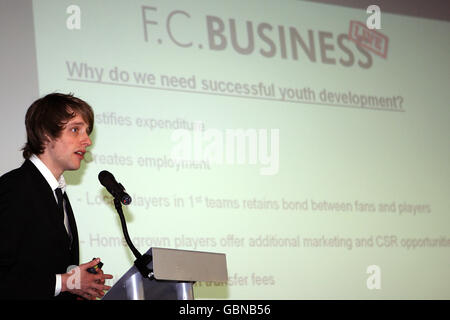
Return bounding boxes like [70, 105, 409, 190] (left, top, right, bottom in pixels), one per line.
[75, 151, 85, 158]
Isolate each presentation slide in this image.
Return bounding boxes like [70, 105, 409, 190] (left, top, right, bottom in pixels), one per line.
[8, 0, 450, 299]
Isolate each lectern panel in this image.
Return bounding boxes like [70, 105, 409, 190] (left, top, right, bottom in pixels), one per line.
[152, 247, 228, 282]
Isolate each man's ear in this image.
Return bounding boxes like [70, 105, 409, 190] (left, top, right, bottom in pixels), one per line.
[42, 134, 54, 150]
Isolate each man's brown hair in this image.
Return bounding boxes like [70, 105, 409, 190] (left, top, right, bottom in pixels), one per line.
[22, 93, 94, 159]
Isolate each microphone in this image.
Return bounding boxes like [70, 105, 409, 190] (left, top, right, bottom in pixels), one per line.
[98, 170, 152, 278]
[98, 170, 132, 205]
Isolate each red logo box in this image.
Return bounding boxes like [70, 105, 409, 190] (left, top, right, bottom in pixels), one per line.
[348, 20, 389, 59]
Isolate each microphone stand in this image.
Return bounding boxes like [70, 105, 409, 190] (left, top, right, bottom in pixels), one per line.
[113, 198, 153, 279]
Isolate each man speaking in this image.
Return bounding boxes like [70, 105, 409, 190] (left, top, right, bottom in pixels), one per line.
[0, 93, 113, 300]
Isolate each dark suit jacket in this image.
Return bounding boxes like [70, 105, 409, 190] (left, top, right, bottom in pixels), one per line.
[0, 160, 79, 299]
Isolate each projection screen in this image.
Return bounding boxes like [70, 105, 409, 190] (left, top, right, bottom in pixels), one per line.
[1, 0, 449, 299]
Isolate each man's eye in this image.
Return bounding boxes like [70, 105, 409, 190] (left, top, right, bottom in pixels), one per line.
[71, 127, 78, 133]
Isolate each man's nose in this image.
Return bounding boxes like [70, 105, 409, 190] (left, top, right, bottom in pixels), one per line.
[82, 132, 92, 147]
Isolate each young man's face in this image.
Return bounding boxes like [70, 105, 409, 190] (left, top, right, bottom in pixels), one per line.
[44, 113, 92, 178]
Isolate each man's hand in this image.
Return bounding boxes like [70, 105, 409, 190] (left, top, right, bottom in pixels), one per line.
[61, 259, 113, 300]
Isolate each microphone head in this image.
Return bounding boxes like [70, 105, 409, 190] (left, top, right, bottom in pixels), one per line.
[98, 170, 132, 205]
[98, 170, 116, 187]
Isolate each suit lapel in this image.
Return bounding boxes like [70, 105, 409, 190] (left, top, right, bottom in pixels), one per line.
[22, 160, 79, 264]
[22, 160, 64, 229]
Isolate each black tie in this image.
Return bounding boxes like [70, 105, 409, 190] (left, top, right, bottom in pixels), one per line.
[55, 187, 64, 219]
[55, 187, 73, 246]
